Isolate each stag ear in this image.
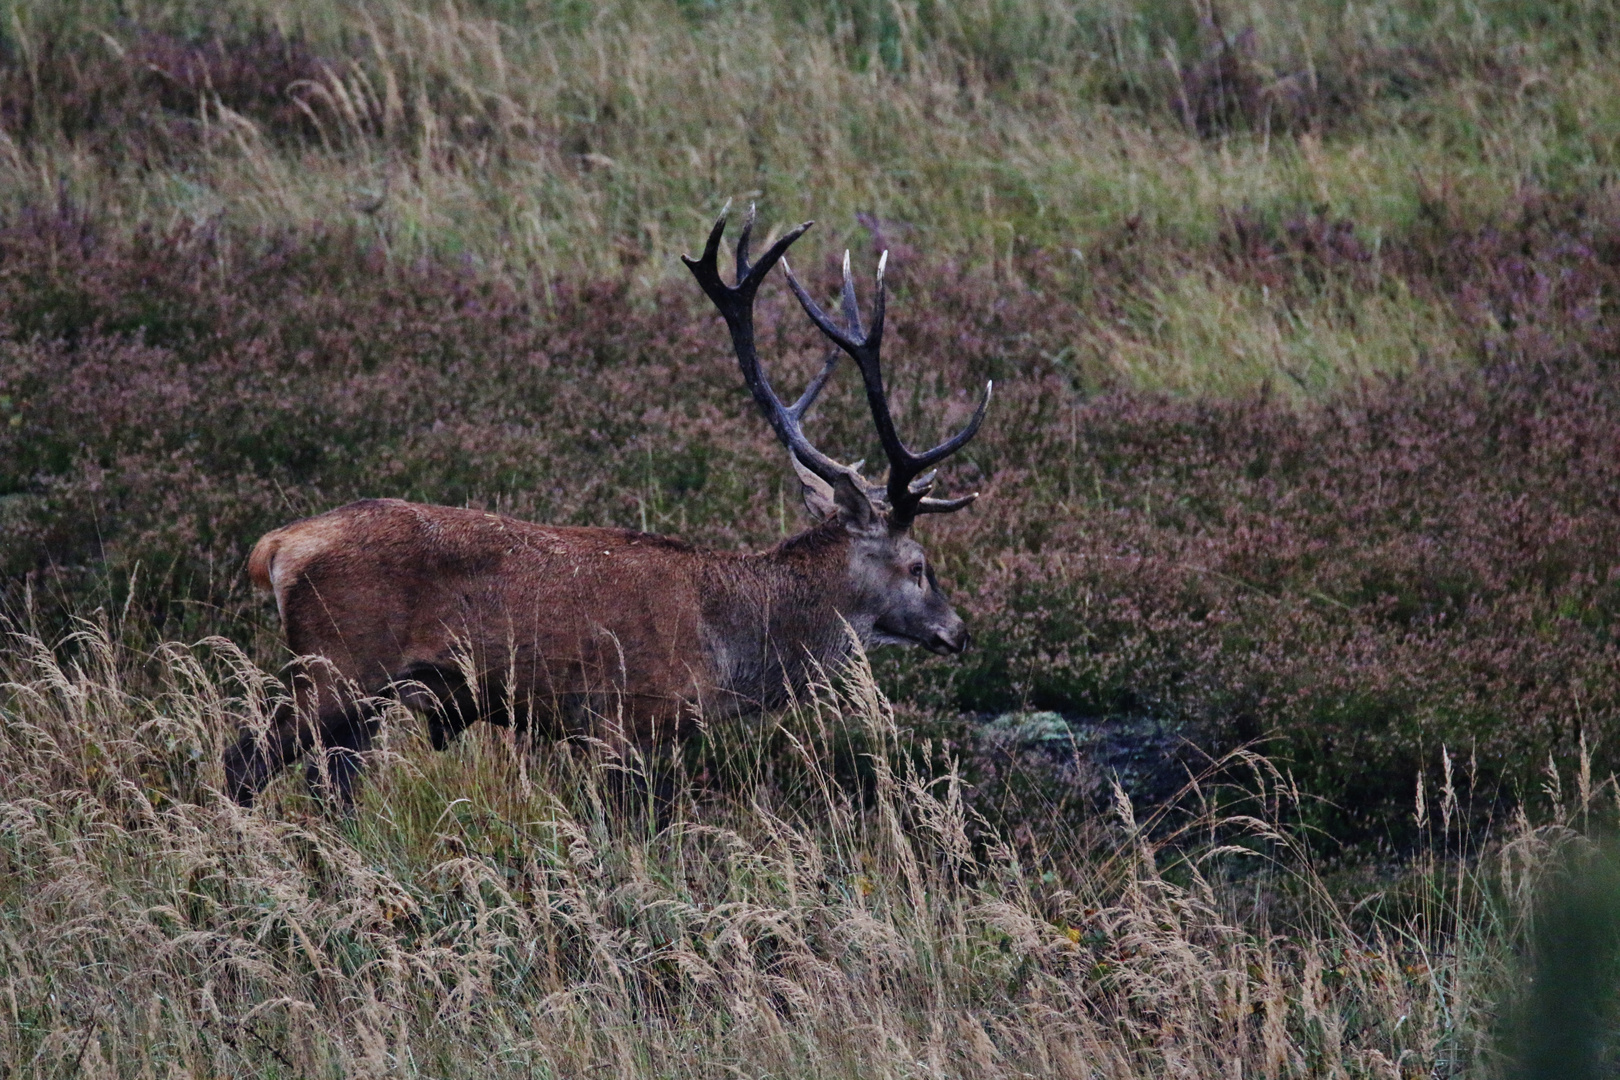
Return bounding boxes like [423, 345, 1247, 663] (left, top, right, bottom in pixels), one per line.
[791, 454, 879, 532]
[791, 453, 839, 521]
[829, 471, 880, 532]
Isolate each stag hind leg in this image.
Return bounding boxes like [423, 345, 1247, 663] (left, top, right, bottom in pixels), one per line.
[225, 662, 386, 807]
[227, 664, 514, 806]
[303, 699, 383, 805]
[224, 698, 304, 805]
[225, 694, 385, 806]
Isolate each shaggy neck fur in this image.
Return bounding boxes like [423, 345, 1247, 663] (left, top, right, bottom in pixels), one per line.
[698, 520, 860, 714]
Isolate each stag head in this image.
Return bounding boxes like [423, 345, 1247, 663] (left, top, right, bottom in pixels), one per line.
[683, 206, 991, 655]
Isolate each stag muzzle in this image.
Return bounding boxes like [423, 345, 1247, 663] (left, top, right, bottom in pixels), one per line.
[926, 617, 970, 655]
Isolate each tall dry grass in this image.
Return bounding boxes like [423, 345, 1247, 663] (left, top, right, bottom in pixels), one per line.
[2, 619, 1603, 1077]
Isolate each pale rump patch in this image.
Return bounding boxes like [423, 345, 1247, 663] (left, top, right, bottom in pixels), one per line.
[249, 515, 350, 622]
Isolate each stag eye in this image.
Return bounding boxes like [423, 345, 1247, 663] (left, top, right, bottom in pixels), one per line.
[910, 563, 926, 585]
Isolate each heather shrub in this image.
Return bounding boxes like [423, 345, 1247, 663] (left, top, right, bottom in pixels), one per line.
[4, 188, 1620, 842]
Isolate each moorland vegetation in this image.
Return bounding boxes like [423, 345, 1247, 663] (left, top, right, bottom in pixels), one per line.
[4, 0, 1620, 1074]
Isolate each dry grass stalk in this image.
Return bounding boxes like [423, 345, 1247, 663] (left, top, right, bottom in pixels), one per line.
[0, 622, 1578, 1077]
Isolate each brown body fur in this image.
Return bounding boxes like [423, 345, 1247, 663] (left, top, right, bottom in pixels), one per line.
[227, 498, 876, 801]
[252, 497, 864, 735]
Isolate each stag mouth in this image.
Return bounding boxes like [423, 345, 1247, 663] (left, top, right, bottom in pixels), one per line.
[924, 628, 969, 656]
[874, 621, 969, 655]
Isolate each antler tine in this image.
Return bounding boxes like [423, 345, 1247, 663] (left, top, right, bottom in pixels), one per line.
[686, 203, 808, 301]
[839, 251, 863, 339]
[784, 248, 991, 525]
[682, 207, 848, 485]
[783, 255, 861, 353]
[908, 469, 938, 495]
[788, 347, 840, 421]
[735, 202, 755, 281]
[909, 381, 993, 471]
[693, 202, 731, 276]
[915, 492, 979, 514]
[782, 251, 900, 461]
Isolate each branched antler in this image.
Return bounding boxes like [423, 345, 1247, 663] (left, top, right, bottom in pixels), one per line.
[682, 204, 853, 489]
[685, 204, 991, 529]
[784, 249, 991, 526]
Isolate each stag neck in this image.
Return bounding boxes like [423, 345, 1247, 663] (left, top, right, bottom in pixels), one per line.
[695, 522, 860, 712]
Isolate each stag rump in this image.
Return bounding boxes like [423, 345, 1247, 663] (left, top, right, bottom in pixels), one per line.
[224, 207, 992, 805]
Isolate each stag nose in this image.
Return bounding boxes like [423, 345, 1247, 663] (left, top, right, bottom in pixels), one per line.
[927, 623, 970, 655]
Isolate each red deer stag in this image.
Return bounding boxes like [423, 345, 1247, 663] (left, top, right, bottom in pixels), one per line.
[225, 207, 991, 804]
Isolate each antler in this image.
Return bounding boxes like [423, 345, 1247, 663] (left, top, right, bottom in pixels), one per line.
[783, 249, 992, 526]
[683, 204, 861, 492]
